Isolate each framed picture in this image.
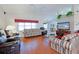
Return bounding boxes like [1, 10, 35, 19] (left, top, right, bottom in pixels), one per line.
[57, 22, 70, 30]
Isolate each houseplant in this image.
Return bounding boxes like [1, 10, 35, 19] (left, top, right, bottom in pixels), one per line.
[66, 11, 73, 16]
[57, 14, 62, 19]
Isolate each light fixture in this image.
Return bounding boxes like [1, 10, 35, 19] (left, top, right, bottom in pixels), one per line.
[6, 25, 15, 30]
[6, 25, 18, 33]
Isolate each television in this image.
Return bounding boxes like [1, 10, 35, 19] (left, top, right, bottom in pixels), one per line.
[57, 22, 70, 30]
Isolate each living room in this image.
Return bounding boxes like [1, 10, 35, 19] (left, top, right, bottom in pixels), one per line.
[0, 4, 79, 54]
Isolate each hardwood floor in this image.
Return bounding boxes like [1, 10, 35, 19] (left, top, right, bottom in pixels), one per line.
[20, 35, 59, 54]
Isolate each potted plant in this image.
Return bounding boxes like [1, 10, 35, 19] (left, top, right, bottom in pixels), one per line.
[57, 14, 62, 19]
[66, 11, 73, 16]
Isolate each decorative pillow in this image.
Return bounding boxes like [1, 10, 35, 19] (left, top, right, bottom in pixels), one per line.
[75, 32, 79, 36]
[55, 36, 62, 39]
[0, 35, 7, 43]
[0, 30, 6, 36]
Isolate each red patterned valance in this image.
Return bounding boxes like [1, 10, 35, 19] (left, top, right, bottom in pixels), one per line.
[15, 19, 39, 23]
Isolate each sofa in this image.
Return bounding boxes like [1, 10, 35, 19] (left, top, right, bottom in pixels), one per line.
[50, 33, 79, 54]
[24, 29, 43, 37]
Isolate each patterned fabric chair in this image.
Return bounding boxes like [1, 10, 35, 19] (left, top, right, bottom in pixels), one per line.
[50, 33, 79, 54]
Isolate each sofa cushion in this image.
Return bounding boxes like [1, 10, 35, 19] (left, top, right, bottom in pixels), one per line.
[61, 33, 77, 41]
[63, 41, 71, 49]
[75, 32, 79, 36]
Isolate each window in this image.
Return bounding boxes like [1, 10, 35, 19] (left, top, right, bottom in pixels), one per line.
[17, 22, 37, 31]
[25, 23, 31, 29]
[32, 23, 37, 29]
[18, 23, 25, 31]
[44, 24, 48, 29]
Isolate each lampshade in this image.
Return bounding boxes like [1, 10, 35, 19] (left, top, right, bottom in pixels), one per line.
[6, 25, 18, 33]
[6, 25, 15, 30]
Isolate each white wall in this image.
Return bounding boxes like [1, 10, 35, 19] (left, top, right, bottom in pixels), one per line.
[73, 5, 79, 31]
[5, 15, 16, 26]
[0, 7, 7, 29]
[37, 20, 46, 29]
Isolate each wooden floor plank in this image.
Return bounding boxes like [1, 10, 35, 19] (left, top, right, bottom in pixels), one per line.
[20, 35, 59, 54]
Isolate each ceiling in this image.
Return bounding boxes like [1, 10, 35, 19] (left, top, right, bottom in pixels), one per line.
[0, 4, 73, 21]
